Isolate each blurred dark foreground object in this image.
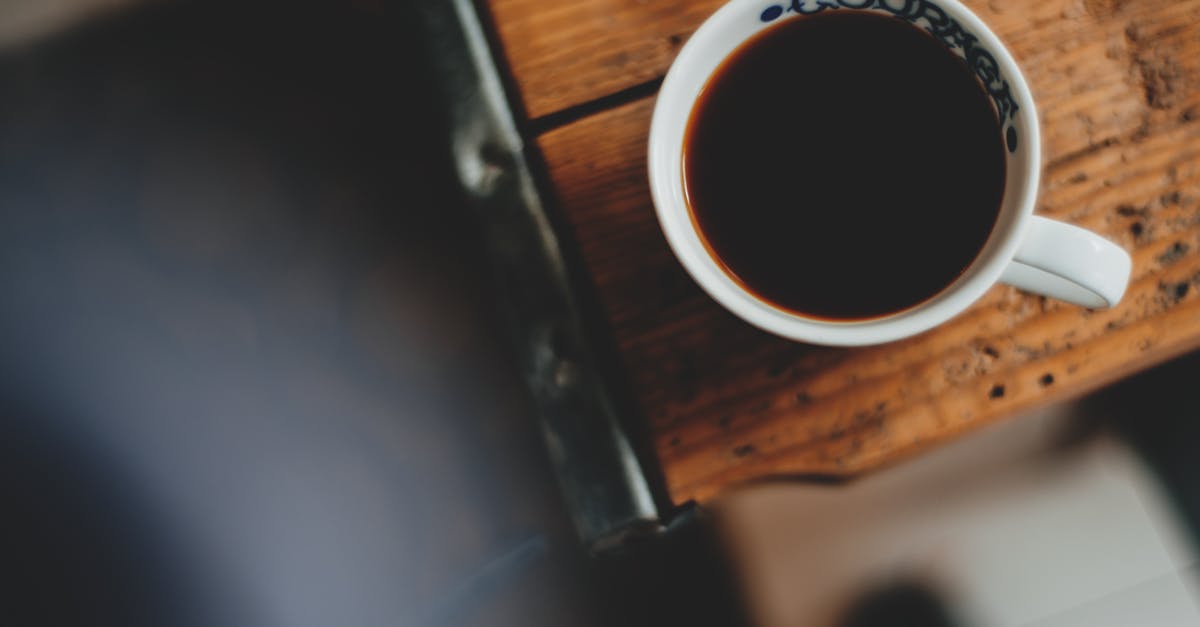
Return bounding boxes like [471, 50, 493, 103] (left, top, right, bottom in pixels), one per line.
[0, 1, 746, 626]
[840, 582, 960, 627]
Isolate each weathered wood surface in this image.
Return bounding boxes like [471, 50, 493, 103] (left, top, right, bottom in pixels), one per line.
[491, 0, 1200, 503]
[485, 0, 725, 118]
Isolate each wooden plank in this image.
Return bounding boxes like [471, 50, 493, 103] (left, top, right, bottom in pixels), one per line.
[536, 0, 1200, 503]
[486, 0, 1199, 120]
[484, 0, 724, 118]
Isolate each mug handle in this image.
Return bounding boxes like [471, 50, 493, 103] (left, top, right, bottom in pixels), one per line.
[999, 216, 1132, 308]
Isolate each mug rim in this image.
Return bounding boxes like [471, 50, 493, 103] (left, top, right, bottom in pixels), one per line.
[648, 0, 1041, 346]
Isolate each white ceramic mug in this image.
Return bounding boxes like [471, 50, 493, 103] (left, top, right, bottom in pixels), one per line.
[648, 0, 1132, 346]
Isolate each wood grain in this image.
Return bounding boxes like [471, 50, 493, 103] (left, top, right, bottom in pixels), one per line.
[534, 0, 1200, 503]
[484, 0, 724, 118]
[485, 0, 1197, 121]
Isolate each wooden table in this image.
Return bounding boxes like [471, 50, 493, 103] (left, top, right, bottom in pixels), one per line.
[483, 0, 1200, 504]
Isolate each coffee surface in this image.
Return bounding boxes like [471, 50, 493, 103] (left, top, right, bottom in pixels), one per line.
[683, 10, 1006, 320]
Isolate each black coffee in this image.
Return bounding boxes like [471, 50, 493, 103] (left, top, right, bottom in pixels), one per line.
[683, 10, 1006, 320]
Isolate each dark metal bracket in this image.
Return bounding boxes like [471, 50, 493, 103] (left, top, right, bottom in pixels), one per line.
[414, 0, 680, 552]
